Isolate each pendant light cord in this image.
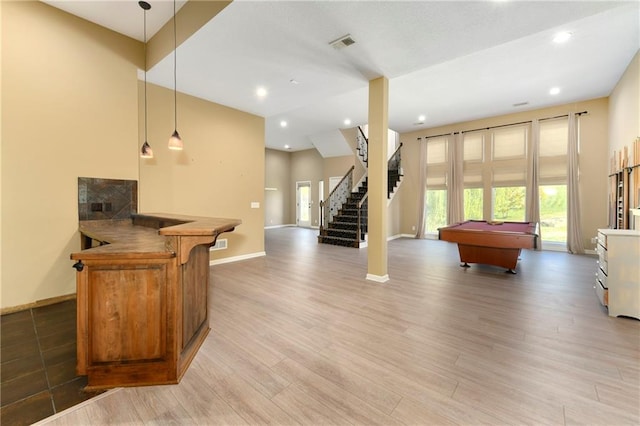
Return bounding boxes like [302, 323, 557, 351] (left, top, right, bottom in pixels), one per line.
[173, 0, 177, 131]
[144, 6, 148, 142]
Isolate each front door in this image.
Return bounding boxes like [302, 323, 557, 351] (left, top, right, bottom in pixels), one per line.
[296, 181, 312, 227]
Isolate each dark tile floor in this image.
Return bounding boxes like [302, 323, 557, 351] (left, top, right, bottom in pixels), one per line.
[0, 300, 103, 425]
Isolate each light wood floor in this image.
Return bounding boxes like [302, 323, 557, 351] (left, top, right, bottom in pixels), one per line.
[39, 227, 639, 425]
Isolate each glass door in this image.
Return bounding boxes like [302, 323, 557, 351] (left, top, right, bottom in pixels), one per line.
[296, 181, 311, 227]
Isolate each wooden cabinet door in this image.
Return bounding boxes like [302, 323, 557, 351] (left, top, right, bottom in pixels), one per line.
[88, 263, 168, 363]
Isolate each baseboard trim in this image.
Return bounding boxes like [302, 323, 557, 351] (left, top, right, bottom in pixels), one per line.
[1, 293, 76, 316]
[366, 273, 389, 283]
[398, 233, 417, 239]
[210, 251, 266, 266]
[264, 224, 296, 229]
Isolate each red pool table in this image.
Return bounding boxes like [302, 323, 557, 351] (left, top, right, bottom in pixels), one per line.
[438, 220, 538, 273]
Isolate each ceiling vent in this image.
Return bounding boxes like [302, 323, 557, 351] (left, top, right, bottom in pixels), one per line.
[513, 101, 529, 107]
[330, 34, 356, 50]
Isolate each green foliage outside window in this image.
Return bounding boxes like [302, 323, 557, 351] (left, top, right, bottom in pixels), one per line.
[425, 190, 447, 233]
[539, 185, 567, 242]
[493, 187, 525, 221]
[464, 188, 483, 220]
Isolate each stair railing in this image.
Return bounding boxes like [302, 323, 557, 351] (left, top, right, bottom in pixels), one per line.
[356, 192, 368, 243]
[357, 126, 368, 165]
[319, 165, 354, 233]
[388, 142, 403, 175]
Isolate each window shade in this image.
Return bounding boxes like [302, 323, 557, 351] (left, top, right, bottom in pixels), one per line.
[540, 119, 568, 157]
[492, 169, 526, 186]
[492, 126, 527, 159]
[463, 133, 483, 161]
[463, 171, 483, 185]
[426, 175, 446, 186]
[426, 138, 447, 164]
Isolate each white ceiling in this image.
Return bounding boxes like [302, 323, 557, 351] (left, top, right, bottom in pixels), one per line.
[43, 0, 639, 157]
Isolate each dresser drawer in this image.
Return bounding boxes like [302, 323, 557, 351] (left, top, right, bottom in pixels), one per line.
[596, 263, 607, 285]
[597, 231, 607, 248]
[596, 260, 609, 277]
[594, 278, 608, 306]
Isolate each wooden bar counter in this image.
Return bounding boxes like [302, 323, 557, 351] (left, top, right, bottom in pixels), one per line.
[70, 213, 241, 389]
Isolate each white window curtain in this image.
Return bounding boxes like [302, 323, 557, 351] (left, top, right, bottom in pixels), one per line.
[415, 138, 427, 238]
[447, 132, 464, 225]
[567, 112, 585, 254]
[526, 119, 542, 249]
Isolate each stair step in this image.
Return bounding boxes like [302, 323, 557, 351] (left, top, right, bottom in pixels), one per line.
[323, 229, 358, 238]
[329, 222, 362, 230]
[318, 235, 362, 248]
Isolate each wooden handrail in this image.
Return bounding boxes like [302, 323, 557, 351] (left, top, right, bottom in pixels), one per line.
[389, 142, 403, 165]
[320, 165, 354, 233]
[322, 165, 354, 206]
[358, 126, 368, 142]
[357, 191, 368, 209]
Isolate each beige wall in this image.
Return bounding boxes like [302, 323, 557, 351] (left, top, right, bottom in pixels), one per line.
[609, 51, 639, 158]
[290, 149, 323, 227]
[1, 1, 265, 310]
[265, 149, 355, 229]
[1, 1, 142, 308]
[323, 155, 355, 198]
[609, 51, 639, 208]
[265, 148, 292, 226]
[399, 98, 610, 250]
[139, 83, 265, 261]
[340, 127, 367, 183]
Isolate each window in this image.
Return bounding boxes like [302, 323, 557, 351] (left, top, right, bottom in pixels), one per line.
[464, 188, 483, 220]
[424, 137, 449, 232]
[426, 189, 447, 232]
[427, 138, 447, 164]
[492, 127, 527, 160]
[539, 184, 567, 242]
[539, 119, 568, 243]
[539, 119, 568, 185]
[463, 133, 483, 162]
[492, 186, 526, 221]
[422, 120, 570, 245]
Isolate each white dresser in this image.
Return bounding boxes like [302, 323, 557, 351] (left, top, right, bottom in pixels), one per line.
[595, 229, 640, 319]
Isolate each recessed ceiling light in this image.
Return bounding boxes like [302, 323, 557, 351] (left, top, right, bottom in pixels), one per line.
[549, 87, 560, 95]
[256, 87, 267, 98]
[418, 114, 426, 122]
[280, 120, 287, 128]
[284, 144, 291, 149]
[553, 31, 572, 43]
[344, 118, 351, 126]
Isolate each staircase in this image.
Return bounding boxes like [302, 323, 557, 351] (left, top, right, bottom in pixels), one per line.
[318, 127, 403, 248]
[318, 180, 367, 247]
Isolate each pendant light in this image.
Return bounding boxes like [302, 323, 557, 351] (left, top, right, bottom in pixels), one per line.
[139, 1, 153, 158]
[168, 0, 184, 150]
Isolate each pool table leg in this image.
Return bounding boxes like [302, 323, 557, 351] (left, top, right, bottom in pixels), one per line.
[460, 262, 470, 268]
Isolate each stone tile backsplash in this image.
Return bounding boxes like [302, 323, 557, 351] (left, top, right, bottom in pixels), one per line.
[78, 177, 137, 221]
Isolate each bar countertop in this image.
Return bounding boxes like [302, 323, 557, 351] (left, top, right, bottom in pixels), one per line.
[70, 213, 241, 260]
